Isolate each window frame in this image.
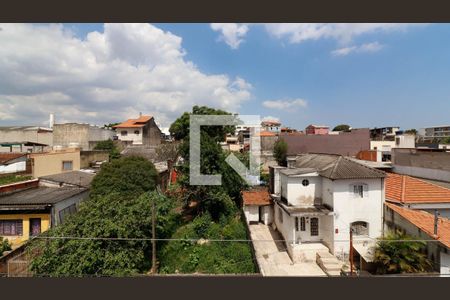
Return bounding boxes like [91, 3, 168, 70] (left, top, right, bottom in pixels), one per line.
[302, 179, 310, 187]
[121, 130, 128, 136]
[0, 219, 23, 236]
[300, 217, 306, 231]
[62, 160, 73, 171]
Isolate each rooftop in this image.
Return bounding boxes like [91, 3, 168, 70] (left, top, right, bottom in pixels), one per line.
[292, 153, 386, 180]
[306, 125, 329, 128]
[39, 170, 95, 188]
[0, 186, 87, 209]
[242, 188, 272, 206]
[0, 153, 26, 164]
[0, 126, 52, 132]
[113, 115, 153, 128]
[386, 202, 450, 248]
[385, 173, 450, 204]
[280, 168, 317, 176]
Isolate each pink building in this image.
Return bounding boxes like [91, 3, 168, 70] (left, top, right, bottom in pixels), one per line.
[305, 125, 330, 135]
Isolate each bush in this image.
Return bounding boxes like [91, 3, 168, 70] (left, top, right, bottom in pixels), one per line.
[0, 237, 11, 255]
[273, 139, 288, 166]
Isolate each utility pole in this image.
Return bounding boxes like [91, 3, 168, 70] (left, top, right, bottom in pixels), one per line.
[150, 193, 157, 274]
[349, 228, 354, 276]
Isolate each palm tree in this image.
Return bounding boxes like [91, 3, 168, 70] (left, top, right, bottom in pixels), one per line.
[373, 230, 433, 274]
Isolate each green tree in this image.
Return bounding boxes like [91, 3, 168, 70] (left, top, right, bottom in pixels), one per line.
[28, 191, 180, 276]
[373, 230, 433, 274]
[404, 129, 418, 135]
[273, 139, 288, 166]
[441, 136, 450, 144]
[1, 237, 11, 255]
[94, 139, 121, 160]
[90, 156, 159, 199]
[333, 124, 351, 131]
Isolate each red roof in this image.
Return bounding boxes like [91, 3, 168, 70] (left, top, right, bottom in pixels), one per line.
[242, 188, 272, 206]
[386, 173, 450, 204]
[258, 131, 277, 137]
[385, 203, 450, 248]
[113, 115, 153, 128]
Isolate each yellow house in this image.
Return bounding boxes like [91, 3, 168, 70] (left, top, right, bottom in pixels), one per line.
[0, 179, 88, 248]
[29, 148, 81, 178]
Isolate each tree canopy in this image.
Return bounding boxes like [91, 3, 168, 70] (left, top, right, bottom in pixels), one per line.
[28, 156, 177, 276]
[404, 129, 418, 135]
[94, 139, 121, 160]
[373, 230, 432, 274]
[273, 139, 288, 166]
[332, 124, 351, 131]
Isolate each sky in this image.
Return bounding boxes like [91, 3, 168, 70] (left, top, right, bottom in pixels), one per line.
[0, 23, 449, 131]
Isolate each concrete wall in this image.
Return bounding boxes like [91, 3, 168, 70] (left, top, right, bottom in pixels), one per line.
[0, 213, 50, 248]
[274, 203, 295, 246]
[0, 128, 53, 147]
[261, 205, 273, 225]
[261, 136, 278, 152]
[244, 205, 259, 223]
[80, 150, 109, 168]
[53, 123, 114, 150]
[285, 174, 322, 206]
[30, 150, 80, 178]
[331, 178, 384, 259]
[441, 251, 450, 275]
[370, 140, 395, 151]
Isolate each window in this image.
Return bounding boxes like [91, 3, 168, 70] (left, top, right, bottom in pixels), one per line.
[121, 131, 128, 136]
[295, 217, 299, 231]
[353, 185, 364, 198]
[0, 220, 23, 236]
[395, 137, 400, 146]
[134, 130, 140, 135]
[310, 217, 319, 236]
[300, 217, 306, 231]
[351, 221, 369, 235]
[302, 179, 309, 187]
[29, 218, 41, 236]
[62, 160, 73, 171]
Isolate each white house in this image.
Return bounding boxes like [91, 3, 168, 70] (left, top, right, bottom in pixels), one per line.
[113, 114, 162, 146]
[270, 153, 386, 262]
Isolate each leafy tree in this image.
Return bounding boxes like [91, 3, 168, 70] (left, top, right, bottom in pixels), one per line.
[404, 129, 418, 135]
[333, 124, 351, 131]
[90, 156, 159, 199]
[273, 139, 288, 166]
[0, 237, 11, 255]
[94, 139, 121, 160]
[373, 230, 432, 274]
[28, 191, 180, 276]
[103, 122, 120, 128]
[441, 136, 450, 144]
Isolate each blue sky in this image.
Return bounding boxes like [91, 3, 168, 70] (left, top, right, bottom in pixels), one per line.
[1, 23, 449, 130]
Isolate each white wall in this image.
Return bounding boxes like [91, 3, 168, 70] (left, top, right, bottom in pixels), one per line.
[116, 128, 143, 144]
[331, 178, 384, 258]
[285, 173, 321, 206]
[261, 206, 273, 225]
[274, 204, 295, 246]
[0, 161, 26, 174]
[370, 140, 395, 151]
[244, 206, 259, 223]
[440, 252, 450, 275]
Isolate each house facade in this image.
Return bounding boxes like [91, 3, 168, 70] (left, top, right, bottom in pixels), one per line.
[113, 115, 161, 146]
[305, 125, 329, 135]
[29, 149, 81, 178]
[0, 179, 87, 248]
[270, 154, 386, 261]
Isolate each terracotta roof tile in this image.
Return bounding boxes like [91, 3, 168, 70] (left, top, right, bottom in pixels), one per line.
[386, 173, 450, 204]
[113, 115, 152, 128]
[385, 203, 450, 248]
[258, 131, 277, 137]
[242, 188, 272, 206]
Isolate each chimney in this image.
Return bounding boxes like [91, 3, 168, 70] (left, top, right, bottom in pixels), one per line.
[139, 112, 142, 117]
[434, 210, 439, 236]
[49, 113, 55, 128]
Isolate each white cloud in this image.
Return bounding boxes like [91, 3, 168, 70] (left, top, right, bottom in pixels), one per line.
[264, 23, 415, 45]
[0, 23, 252, 127]
[210, 23, 249, 49]
[331, 41, 384, 56]
[262, 98, 307, 111]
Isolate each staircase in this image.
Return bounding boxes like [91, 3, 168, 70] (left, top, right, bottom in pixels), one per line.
[316, 252, 344, 277]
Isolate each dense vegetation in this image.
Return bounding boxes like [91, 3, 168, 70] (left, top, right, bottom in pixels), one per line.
[28, 156, 175, 276]
[273, 138, 288, 166]
[0, 237, 11, 255]
[94, 139, 121, 160]
[373, 230, 432, 274]
[0, 175, 33, 186]
[160, 106, 256, 274]
[332, 124, 351, 131]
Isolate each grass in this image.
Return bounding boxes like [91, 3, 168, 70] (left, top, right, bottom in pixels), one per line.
[0, 175, 33, 186]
